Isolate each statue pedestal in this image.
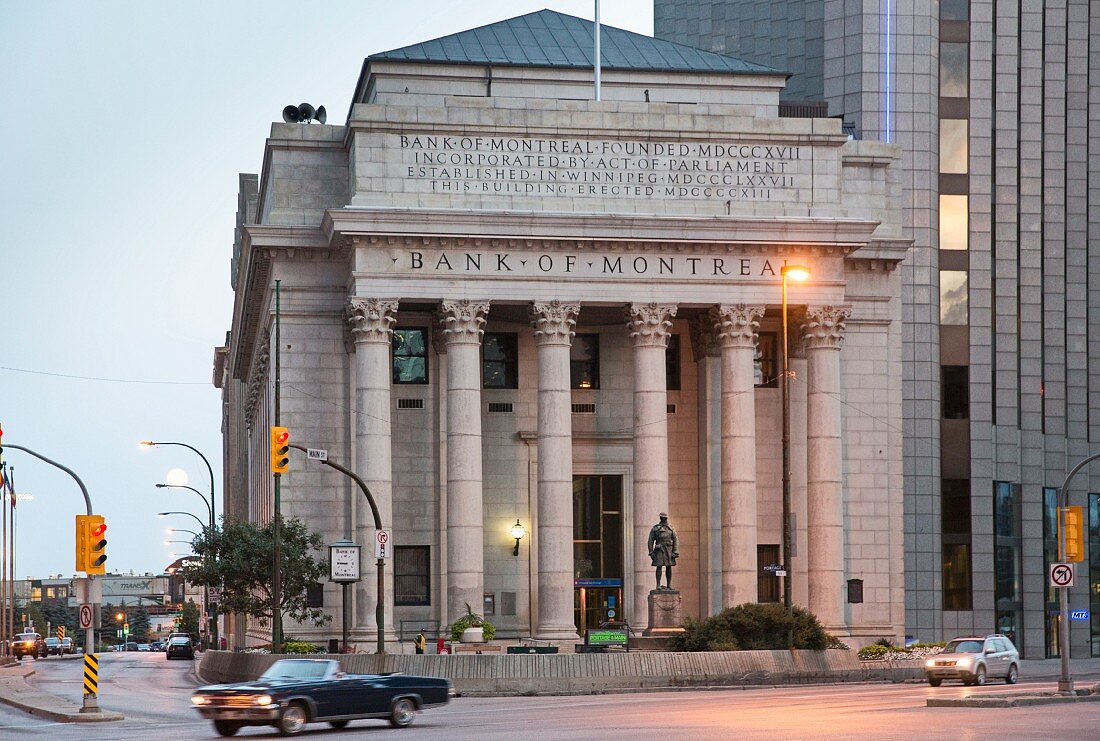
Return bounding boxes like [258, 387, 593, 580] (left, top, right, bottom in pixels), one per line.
[643, 589, 685, 637]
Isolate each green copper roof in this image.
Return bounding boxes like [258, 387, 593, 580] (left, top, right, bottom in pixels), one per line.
[369, 9, 781, 75]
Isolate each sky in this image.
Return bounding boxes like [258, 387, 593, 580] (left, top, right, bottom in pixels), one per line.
[0, 1, 654, 580]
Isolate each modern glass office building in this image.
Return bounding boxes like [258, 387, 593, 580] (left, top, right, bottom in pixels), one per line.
[656, 0, 1100, 657]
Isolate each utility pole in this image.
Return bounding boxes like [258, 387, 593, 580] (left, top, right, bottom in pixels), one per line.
[271, 280, 283, 652]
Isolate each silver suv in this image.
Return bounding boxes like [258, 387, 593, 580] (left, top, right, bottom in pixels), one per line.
[925, 634, 1019, 686]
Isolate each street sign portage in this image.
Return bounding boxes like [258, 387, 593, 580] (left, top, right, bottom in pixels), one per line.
[1049, 562, 1075, 588]
[375, 530, 391, 559]
[78, 604, 93, 629]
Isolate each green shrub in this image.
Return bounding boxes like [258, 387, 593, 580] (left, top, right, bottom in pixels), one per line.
[667, 603, 832, 652]
[449, 602, 496, 642]
[283, 640, 319, 654]
[858, 644, 890, 660]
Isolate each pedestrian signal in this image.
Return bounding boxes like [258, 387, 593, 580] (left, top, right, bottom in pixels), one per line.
[270, 426, 290, 474]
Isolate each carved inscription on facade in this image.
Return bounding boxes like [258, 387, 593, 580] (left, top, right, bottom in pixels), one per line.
[398, 134, 808, 202]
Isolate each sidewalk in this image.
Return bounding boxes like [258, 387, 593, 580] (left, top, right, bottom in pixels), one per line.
[0, 661, 123, 723]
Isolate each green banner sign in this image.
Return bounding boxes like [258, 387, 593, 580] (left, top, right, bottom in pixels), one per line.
[586, 628, 628, 647]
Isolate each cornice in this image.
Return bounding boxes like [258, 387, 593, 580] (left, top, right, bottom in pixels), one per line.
[323, 208, 880, 253]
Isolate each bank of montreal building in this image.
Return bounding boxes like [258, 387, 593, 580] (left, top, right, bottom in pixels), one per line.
[213, 11, 911, 650]
[657, 0, 1100, 658]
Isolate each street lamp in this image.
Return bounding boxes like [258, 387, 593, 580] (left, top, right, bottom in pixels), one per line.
[155, 482, 215, 651]
[141, 440, 219, 648]
[166, 528, 199, 539]
[155, 483, 213, 522]
[780, 264, 810, 620]
[158, 511, 206, 530]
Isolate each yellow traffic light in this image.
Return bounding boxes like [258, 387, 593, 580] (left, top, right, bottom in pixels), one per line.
[1064, 505, 1085, 563]
[270, 426, 290, 474]
[75, 514, 107, 575]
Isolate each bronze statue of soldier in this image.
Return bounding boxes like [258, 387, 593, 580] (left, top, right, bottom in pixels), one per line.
[647, 512, 678, 590]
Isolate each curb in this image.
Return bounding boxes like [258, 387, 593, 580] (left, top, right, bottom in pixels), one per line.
[0, 664, 124, 723]
[928, 692, 1100, 708]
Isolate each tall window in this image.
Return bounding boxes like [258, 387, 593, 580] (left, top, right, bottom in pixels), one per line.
[939, 195, 969, 249]
[666, 335, 681, 391]
[394, 546, 430, 606]
[570, 334, 600, 389]
[482, 332, 518, 389]
[994, 482, 1023, 651]
[1044, 488, 1061, 657]
[939, 43, 969, 97]
[940, 271, 969, 324]
[939, 120, 969, 174]
[942, 478, 972, 610]
[755, 332, 778, 388]
[392, 328, 428, 384]
[942, 366, 969, 419]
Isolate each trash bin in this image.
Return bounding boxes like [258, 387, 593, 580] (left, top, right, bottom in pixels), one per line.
[328, 638, 341, 654]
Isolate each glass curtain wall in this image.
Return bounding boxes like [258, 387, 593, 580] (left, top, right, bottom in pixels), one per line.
[993, 482, 1023, 651]
[1043, 488, 1060, 657]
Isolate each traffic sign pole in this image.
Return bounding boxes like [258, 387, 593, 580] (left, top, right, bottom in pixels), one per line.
[1055, 451, 1100, 693]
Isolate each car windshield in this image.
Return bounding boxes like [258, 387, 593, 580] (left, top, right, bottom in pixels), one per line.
[261, 660, 332, 681]
[170, 638, 190, 645]
[945, 639, 984, 653]
[16, 635, 36, 641]
[46, 638, 60, 644]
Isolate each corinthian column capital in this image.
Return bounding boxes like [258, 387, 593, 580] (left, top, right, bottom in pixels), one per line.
[625, 302, 678, 348]
[439, 299, 489, 345]
[346, 298, 399, 344]
[802, 306, 852, 350]
[530, 301, 580, 346]
[711, 304, 765, 350]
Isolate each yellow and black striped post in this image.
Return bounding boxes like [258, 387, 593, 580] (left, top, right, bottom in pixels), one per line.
[83, 653, 98, 697]
[57, 625, 65, 641]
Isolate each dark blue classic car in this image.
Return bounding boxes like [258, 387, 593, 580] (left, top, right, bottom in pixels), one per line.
[191, 658, 453, 736]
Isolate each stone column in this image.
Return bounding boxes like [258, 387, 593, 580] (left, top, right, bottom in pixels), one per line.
[689, 316, 722, 617]
[440, 299, 489, 623]
[626, 302, 677, 631]
[803, 305, 851, 629]
[346, 298, 398, 640]
[531, 301, 581, 640]
[712, 304, 765, 608]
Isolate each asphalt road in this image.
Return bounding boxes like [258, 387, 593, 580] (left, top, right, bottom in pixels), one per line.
[0, 652, 1098, 739]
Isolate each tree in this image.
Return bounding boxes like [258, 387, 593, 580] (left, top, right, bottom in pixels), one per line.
[179, 599, 201, 642]
[129, 606, 151, 642]
[180, 516, 331, 628]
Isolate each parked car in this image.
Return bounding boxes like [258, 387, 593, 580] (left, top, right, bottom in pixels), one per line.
[11, 632, 46, 660]
[123, 641, 139, 652]
[137, 643, 152, 652]
[149, 640, 165, 651]
[59, 637, 75, 654]
[191, 658, 453, 736]
[925, 634, 1020, 686]
[167, 636, 195, 660]
[165, 632, 190, 651]
[44, 637, 64, 656]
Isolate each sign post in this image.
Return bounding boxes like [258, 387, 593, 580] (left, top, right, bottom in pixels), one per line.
[1054, 451, 1100, 693]
[329, 540, 361, 654]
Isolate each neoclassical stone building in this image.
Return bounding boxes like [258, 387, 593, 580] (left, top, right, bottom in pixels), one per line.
[214, 11, 909, 649]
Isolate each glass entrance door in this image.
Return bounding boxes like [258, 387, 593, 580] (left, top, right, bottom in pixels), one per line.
[573, 475, 624, 635]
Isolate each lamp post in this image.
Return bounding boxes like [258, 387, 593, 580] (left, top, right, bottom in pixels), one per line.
[158, 511, 206, 530]
[141, 441, 218, 648]
[155, 481, 214, 649]
[779, 264, 810, 621]
[1055, 451, 1100, 693]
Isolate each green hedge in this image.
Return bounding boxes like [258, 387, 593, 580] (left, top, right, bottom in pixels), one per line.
[668, 603, 834, 652]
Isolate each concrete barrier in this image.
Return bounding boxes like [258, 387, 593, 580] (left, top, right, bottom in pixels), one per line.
[199, 649, 869, 696]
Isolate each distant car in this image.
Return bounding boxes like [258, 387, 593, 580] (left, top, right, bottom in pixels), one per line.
[123, 642, 139, 652]
[167, 636, 195, 660]
[44, 637, 63, 656]
[191, 658, 453, 736]
[137, 643, 152, 652]
[60, 637, 75, 654]
[165, 632, 190, 651]
[150, 640, 165, 651]
[925, 634, 1020, 686]
[12, 632, 46, 660]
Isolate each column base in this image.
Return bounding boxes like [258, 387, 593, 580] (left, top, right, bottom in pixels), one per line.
[535, 624, 582, 641]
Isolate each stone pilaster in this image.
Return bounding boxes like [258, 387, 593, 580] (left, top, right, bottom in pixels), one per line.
[530, 301, 581, 640]
[439, 299, 489, 624]
[712, 304, 765, 608]
[346, 298, 399, 640]
[626, 302, 677, 630]
[802, 305, 851, 629]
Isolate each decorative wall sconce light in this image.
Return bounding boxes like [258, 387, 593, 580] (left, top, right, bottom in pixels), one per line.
[510, 520, 526, 556]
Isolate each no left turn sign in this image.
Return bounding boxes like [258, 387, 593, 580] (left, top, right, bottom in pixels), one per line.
[1049, 562, 1075, 588]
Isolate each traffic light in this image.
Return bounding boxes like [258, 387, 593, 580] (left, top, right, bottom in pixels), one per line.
[75, 514, 108, 574]
[1063, 505, 1085, 562]
[270, 426, 290, 474]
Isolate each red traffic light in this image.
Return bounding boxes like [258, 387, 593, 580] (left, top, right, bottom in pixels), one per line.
[276, 430, 289, 444]
[91, 523, 107, 537]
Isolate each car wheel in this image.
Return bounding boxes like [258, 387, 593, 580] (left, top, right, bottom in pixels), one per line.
[928, 678, 942, 687]
[389, 697, 416, 728]
[277, 701, 309, 736]
[1006, 664, 1019, 685]
[973, 665, 987, 686]
[213, 720, 243, 737]
[329, 720, 349, 729]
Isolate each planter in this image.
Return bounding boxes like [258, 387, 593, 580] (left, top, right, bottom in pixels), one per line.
[460, 627, 484, 643]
